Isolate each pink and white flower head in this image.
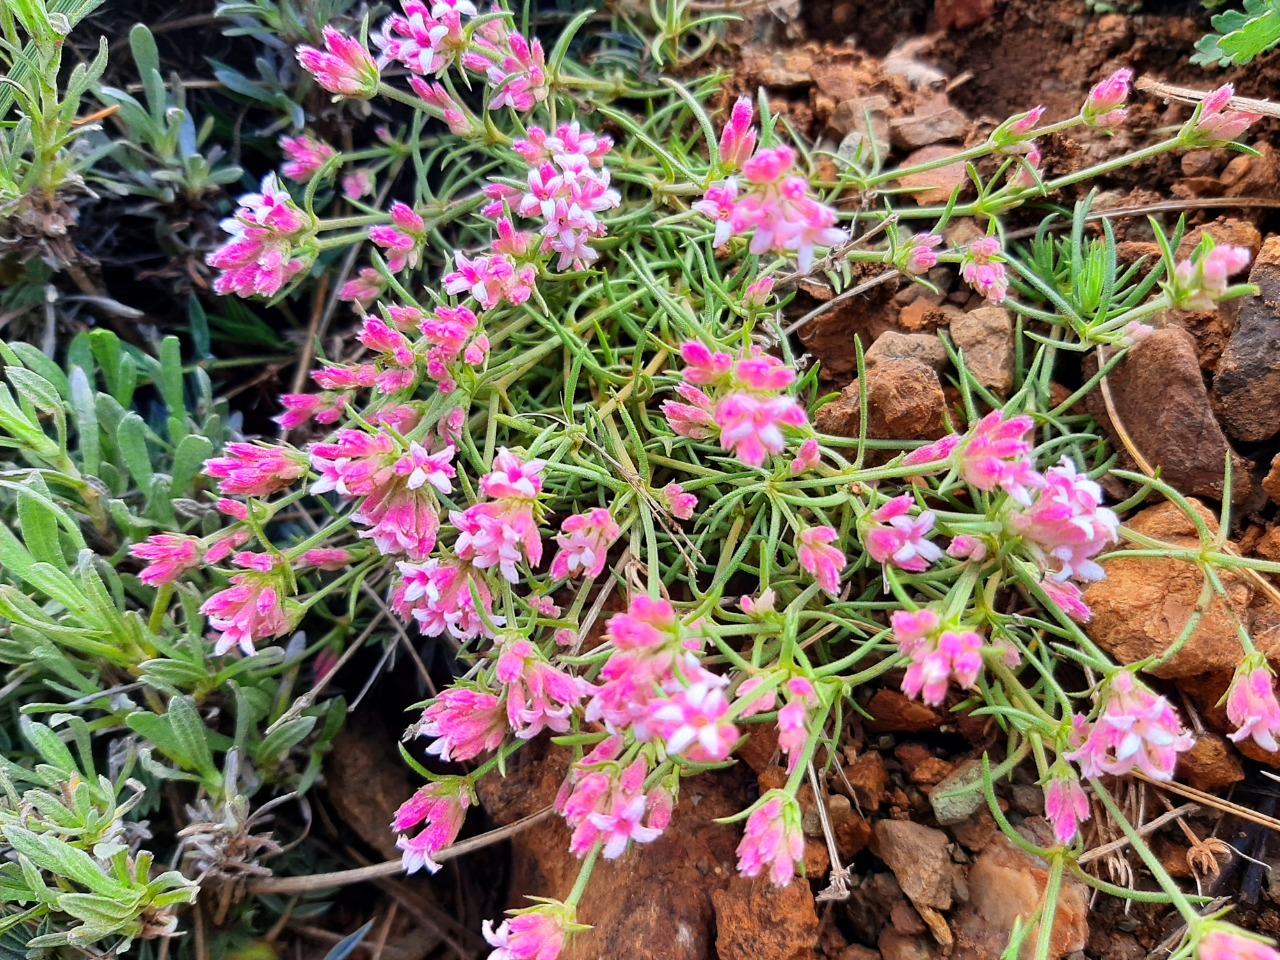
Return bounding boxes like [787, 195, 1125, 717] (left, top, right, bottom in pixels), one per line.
[862, 496, 943, 574]
[465, 18, 549, 113]
[659, 482, 697, 520]
[1169, 242, 1253, 311]
[483, 901, 580, 960]
[777, 678, 819, 773]
[1039, 578, 1094, 623]
[718, 96, 758, 171]
[201, 554, 297, 656]
[891, 610, 984, 706]
[1042, 763, 1091, 846]
[206, 174, 313, 298]
[1009, 458, 1119, 583]
[790, 438, 822, 476]
[716, 393, 808, 467]
[1066, 671, 1195, 780]
[650, 660, 739, 763]
[1186, 84, 1262, 146]
[1225, 655, 1280, 752]
[901, 232, 943, 275]
[551, 508, 620, 580]
[279, 134, 336, 182]
[1199, 928, 1280, 960]
[736, 791, 804, 887]
[393, 778, 470, 874]
[959, 236, 1009, 304]
[339, 266, 386, 308]
[409, 76, 481, 137]
[495, 637, 586, 739]
[369, 202, 427, 273]
[205, 441, 309, 497]
[300, 548, 352, 570]
[343, 169, 374, 199]
[415, 684, 507, 762]
[297, 27, 380, 99]
[796, 525, 847, 595]
[444, 246, 537, 309]
[130, 534, 202, 587]
[1083, 68, 1132, 129]
[556, 752, 670, 859]
[395, 557, 503, 641]
[959, 411, 1043, 505]
[377, 0, 470, 76]
[481, 448, 543, 501]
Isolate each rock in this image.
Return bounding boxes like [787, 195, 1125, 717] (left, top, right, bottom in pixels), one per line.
[897, 146, 967, 205]
[1084, 501, 1257, 679]
[936, 0, 995, 30]
[713, 875, 820, 960]
[325, 709, 423, 860]
[1166, 303, 1238, 373]
[1213, 236, 1280, 441]
[831, 95, 892, 148]
[865, 689, 945, 733]
[1265, 455, 1280, 506]
[827, 793, 874, 859]
[841, 751, 890, 812]
[865, 332, 949, 372]
[1177, 732, 1245, 791]
[872, 821, 953, 911]
[840, 947, 883, 960]
[814, 358, 947, 454]
[950, 307, 1014, 395]
[890, 96, 969, 150]
[1175, 218, 1262, 263]
[952, 836, 1089, 960]
[951, 808, 998, 852]
[880, 931, 939, 960]
[895, 743, 953, 786]
[930, 760, 985, 825]
[897, 298, 956, 333]
[1087, 326, 1251, 502]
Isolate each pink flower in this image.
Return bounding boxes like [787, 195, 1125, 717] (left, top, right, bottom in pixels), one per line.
[662, 384, 717, 440]
[959, 236, 1009, 304]
[468, 23, 549, 112]
[300, 548, 352, 570]
[496, 638, 586, 739]
[395, 558, 503, 641]
[297, 27, 380, 98]
[342, 170, 374, 199]
[551, 508, 620, 580]
[206, 174, 312, 298]
[130, 534, 202, 586]
[1083, 68, 1132, 128]
[718, 96, 758, 171]
[376, 0, 469, 76]
[650, 662, 739, 763]
[796, 525, 847, 595]
[1040, 578, 1093, 623]
[946, 535, 987, 562]
[409, 76, 480, 136]
[1187, 84, 1261, 145]
[1199, 928, 1280, 960]
[736, 792, 804, 887]
[893, 611, 984, 706]
[1009, 458, 1119, 583]
[1170, 243, 1253, 310]
[275, 391, 347, 429]
[716, 393, 807, 466]
[481, 448, 544, 500]
[452, 503, 542, 582]
[279, 134, 336, 182]
[790, 438, 821, 476]
[444, 248, 537, 309]
[483, 904, 575, 960]
[205, 442, 309, 497]
[778, 678, 818, 773]
[339, 267, 385, 307]
[392, 779, 470, 874]
[1226, 656, 1280, 752]
[556, 753, 668, 859]
[201, 555, 297, 656]
[1043, 765, 1091, 846]
[415, 685, 507, 762]
[512, 138, 620, 269]
[901, 232, 942, 275]
[1065, 672, 1195, 780]
[863, 496, 943, 573]
[743, 276, 775, 308]
[659, 482, 697, 520]
[1008, 105, 1045, 136]
[960, 411, 1042, 504]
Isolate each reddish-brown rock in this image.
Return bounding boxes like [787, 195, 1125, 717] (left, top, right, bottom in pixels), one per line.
[951, 306, 1014, 395]
[872, 821, 953, 911]
[1264, 454, 1280, 506]
[936, 0, 995, 30]
[814, 358, 947, 449]
[1213, 235, 1280, 441]
[1177, 732, 1245, 792]
[841, 750, 891, 812]
[865, 689, 945, 733]
[865, 331, 949, 372]
[897, 146, 967, 205]
[713, 875, 820, 960]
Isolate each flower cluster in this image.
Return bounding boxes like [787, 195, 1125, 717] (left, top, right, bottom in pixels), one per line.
[392, 778, 470, 873]
[694, 97, 845, 272]
[958, 236, 1010, 304]
[200, 553, 299, 656]
[1067, 671, 1195, 780]
[890, 609, 988, 706]
[1168, 241, 1252, 310]
[555, 740, 671, 859]
[205, 174, 313, 298]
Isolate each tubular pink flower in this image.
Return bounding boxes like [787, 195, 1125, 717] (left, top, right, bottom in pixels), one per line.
[551, 508, 620, 580]
[343, 170, 374, 199]
[206, 174, 312, 298]
[201, 554, 297, 656]
[1187, 84, 1262, 145]
[863, 495, 943, 573]
[376, 0, 469, 76]
[899, 626, 984, 706]
[205, 441, 308, 497]
[279, 135, 336, 182]
[743, 276, 775, 308]
[959, 236, 1009, 303]
[790, 438, 821, 476]
[796, 525, 846, 595]
[300, 548, 352, 570]
[736, 792, 804, 887]
[483, 905, 574, 960]
[1039, 578, 1093, 623]
[1009, 458, 1119, 583]
[715, 392, 807, 466]
[556, 754, 668, 859]
[339, 266, 385, 307]
[1042, 765, 1091, 846]
[468, 22, 549, 112]
[718, 96, 758, 171]
[297, 27, 380, 98]
[659, 482, 697, 520]
[1226, 656, 1280, 752]
[496, 638, 586, 739]
[901, 232, 942, 275]
[777, 678, 818, 773]
[959, 411, 1042, 504]
[1083, 68, 1132, 128]
[1065, 672, 1194, 780]
[650, 663, 739, 763]
[1170, 242, 1253, 310]
[416, 684, 507, 762]
[394, 558, 502, 641]
[392, 779, 470, 874]
[130, 534, 202, 586]
[1199, 929, 1280, 960]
